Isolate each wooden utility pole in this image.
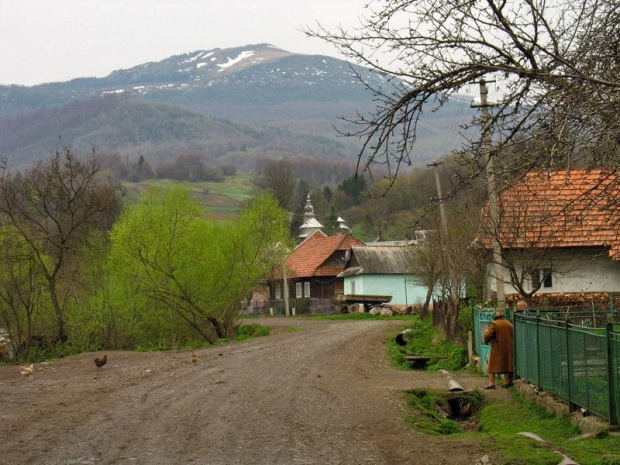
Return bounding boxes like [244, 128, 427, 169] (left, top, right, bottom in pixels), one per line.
[477, 79, 505, 302]
[428, 161, 448, 235]
[283, 261, 290, 317]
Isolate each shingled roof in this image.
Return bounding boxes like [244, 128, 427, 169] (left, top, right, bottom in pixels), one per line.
[285, 231, 365, 279]
[478, 169, 620, 260]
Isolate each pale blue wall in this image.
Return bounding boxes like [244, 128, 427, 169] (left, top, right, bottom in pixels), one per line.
[344, 274, 428, 306]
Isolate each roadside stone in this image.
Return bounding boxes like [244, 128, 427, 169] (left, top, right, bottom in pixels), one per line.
[474, 454, 494, 465]
[515, 379, 612, 437]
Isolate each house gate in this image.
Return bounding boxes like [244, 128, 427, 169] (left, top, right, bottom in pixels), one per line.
[473, 305, 510, 373]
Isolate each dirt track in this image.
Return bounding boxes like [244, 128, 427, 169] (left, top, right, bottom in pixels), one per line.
[0, 318, 498, 465]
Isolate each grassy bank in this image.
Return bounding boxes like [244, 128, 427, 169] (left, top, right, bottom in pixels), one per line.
[393, 317, 620, 464]
[475, 394, 620, 464]
[387, 316, 468, 371]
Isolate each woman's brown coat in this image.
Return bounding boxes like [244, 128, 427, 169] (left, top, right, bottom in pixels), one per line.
[483, 316, 514, 373]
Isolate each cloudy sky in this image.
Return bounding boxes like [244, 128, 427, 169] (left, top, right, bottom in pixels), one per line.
[0, 0, 369, 86]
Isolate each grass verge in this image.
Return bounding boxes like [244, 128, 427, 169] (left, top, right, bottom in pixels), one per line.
[387, 316, 468, 371]
[474, 393, 620, 465]
[403, 387, 620, 464]
[405, 388, 485, 435]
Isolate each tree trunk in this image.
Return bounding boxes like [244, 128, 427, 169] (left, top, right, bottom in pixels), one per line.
[48, 277, 67, 343]
[421, 287, 433, 319]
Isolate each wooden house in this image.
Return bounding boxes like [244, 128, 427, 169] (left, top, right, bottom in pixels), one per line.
[272, 230, 365, 301]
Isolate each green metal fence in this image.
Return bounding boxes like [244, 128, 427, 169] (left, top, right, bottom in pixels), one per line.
[514, 311, 620, 424]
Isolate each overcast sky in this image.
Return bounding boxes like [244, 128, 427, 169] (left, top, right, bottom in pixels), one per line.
[0, 0, 370, 86]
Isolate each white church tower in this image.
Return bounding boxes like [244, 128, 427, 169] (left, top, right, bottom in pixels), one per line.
[298, 194, 324, 240]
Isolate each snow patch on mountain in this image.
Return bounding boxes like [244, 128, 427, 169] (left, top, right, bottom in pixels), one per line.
[217, 51, 255, 72]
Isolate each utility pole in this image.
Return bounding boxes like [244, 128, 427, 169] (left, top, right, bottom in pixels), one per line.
[476, 78, 505, 303]
[427, 161, 448, 236]
[283, 262, 290, 318]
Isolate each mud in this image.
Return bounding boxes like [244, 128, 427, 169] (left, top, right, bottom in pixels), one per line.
[0, 318, 499, 464]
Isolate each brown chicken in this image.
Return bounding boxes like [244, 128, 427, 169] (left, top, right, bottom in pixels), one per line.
[190, 349, 198, 365]
[20, 363, 35, 376]
[94, 354, 107, 368]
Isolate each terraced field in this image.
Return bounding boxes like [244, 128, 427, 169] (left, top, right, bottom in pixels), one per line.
[122, 175, 255, 217]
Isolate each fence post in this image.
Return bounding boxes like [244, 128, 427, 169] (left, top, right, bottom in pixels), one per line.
[513, 313, 518, 382]
[471, 301, 477, 354]
[536, 315, 541, 386]
[606, 322, 618, 425]
[565, 320, 576, 413]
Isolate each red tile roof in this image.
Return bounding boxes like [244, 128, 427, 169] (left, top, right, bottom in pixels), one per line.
[285, 232, 365, 278]
[479, 169, 619, 259]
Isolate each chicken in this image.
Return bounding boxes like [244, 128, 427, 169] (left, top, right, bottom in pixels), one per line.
[94, 354, 107, 368]
[190, 349, 198, 365]
[20, 363, 35, 376]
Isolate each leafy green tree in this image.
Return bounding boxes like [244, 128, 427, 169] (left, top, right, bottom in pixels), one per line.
[110, 187, 290, 343]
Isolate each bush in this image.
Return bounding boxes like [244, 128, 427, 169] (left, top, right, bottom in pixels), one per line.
[457, 303, 473, 336]
[235, 324, 270, 342]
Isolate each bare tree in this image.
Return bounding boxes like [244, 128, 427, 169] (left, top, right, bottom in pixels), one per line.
[407, 237, 440, 317]
[253, 158, 297, 211]
[305, 0, 619, 191]
[408, 214, 484, 340]
[478, 168, 617, 303]
[0, 148, 123, 342]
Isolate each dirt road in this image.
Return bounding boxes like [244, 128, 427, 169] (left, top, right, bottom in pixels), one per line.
[0, 318, 493, 464]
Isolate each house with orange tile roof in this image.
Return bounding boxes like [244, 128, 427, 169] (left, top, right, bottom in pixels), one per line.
[272, 230, 365, 304]
[477, 169, 620, 298]
[247, 195, 365, 315]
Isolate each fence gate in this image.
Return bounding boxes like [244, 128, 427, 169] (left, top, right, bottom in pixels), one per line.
[473, 309, 496, 373]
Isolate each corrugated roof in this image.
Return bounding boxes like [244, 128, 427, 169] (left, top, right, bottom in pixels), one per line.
[350, 245, 410, 274]
[478, 169, 620, 260]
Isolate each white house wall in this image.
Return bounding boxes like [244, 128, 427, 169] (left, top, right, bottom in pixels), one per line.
[487, 252, 620, 295]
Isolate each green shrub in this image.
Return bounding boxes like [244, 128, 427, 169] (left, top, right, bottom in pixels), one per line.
[457, 303, 473, 336]
[390, 317, 468, 371]
[235, 324, 270, 341]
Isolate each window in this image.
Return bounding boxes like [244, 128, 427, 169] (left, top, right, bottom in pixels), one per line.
[304, 281, 311, 298]
[350, 280, 356, 295]
[530, 268, 553, 289]
[275, 284, 281, 300]
[296, 282, 302, 299]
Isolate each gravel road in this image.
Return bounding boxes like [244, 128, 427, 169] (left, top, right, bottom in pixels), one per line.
[0, 318, 491, 465]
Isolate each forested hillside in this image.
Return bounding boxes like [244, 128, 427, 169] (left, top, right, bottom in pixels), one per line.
[0, 44, 476, 171]
[0, 95, 356, 178]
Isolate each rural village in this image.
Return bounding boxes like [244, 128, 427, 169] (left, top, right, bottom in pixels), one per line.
[0, 0, 619, 464]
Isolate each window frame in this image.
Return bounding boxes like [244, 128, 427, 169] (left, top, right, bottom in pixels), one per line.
[542, 268, 553, 288]
[275, 284, 281, 300]
[295, 282, 302, 299]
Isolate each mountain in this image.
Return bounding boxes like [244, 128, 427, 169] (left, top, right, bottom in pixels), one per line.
[0, 44, 476, 169]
